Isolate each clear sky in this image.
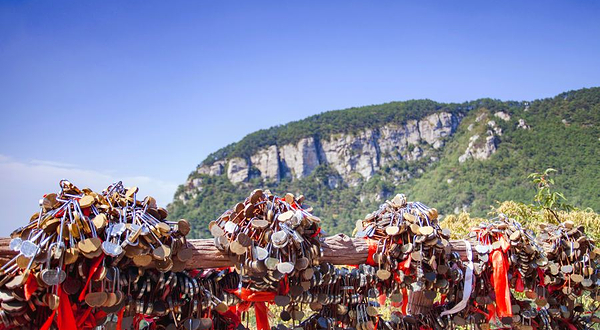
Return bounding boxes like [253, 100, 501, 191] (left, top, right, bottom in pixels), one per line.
[1, 1, 599, 235]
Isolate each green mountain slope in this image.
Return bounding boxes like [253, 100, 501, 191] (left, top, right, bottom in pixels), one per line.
[168, 88, 600, 239]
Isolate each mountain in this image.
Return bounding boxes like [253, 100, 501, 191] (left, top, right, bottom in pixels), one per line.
[168, 88, 600, 238]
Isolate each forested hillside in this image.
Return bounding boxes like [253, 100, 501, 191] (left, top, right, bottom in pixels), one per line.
[168, 88, 600, 238]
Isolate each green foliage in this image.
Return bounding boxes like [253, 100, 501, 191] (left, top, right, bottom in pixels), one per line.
[529, 168, 575, 214]
[442, 171, 600, 241]
[171, 87, 600, 239]
[407, 88, 600, 218]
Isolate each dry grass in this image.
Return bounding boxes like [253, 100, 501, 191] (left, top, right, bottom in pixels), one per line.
[441, 201, 600, 240]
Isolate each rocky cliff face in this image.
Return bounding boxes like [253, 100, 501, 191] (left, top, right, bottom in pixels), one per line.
[458, 110, 511, 163]
[189, 112, 463, 189]
[171, 88, 600, 239]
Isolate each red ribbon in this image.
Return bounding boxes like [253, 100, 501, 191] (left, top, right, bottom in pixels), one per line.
[472, 306, 490, 319]
[133, 315, 157, 330]
[279, 275, 290, 296]
[76, 307, 93, 328]
[78, 255, 105, 301]
[398, 254, 411, 273]
[57, 286, 77, 329]
[55, 208, 66, 217]
[366, 239, 378, 266]
[254, 302, 270, 330]
[218, 306, 241, 329]
[491, 247, 512, 318]
[234, 287, 276, 303]
[487, 303, 496, 322]
[24, 272, 38, 301]
[515, 271, 525, 292]
[537, 268, 546, 287]
[311, 227, 322, 238]
[401, 287, 408, 315]
[231, 288, 277, 330]
[94, 310, 108, 327]
[547, 284, 562, 293]
[40, 310, 57, 330]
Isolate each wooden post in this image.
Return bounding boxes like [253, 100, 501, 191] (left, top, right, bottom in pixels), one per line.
[407, 291, 435, 315]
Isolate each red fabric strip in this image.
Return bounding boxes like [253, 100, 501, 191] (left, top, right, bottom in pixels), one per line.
[472, 307, 490, 319]
[401, 287, 408, 315]
[230, 287, 277, 330]
[236, 301, 252, 313]
[76, 307, 92, 328]
[254, 302, 270, 330]
[40, 310, 57, 330]
[94, 310, 108, 324]
[515, 271, 525, 292]
[234, 288, 277, 302]
[547, 284, 561, 293]
[57, 286, 77, 329]
[366, 239, 378, 266]
[537, 268, 546, 287]
[78, 255, 105, 301]
[219, 309, 241, 328]
[133, 315, 143, 330]
[399, 253, 412, 271]
[24, 272, 38, 301]
[188, 269, 201, 277]
[487, 303, 496, 322]
[279, 275, 290, 296]
[491, 249, 512, 318]
[310, 227, 321, 238]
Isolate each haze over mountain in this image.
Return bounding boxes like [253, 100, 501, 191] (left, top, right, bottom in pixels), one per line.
[169, 87, 600, 238]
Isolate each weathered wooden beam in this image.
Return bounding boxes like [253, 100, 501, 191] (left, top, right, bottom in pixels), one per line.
[0, 239, 16, 265]
[0, 234, 472, 269]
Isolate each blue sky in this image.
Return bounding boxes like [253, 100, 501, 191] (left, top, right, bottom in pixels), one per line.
[1, 1, 599, 235]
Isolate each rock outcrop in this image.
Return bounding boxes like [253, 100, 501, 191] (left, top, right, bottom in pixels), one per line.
[197, 160, 225, 176]
[280, 137, 320, 179]
[459, 132, 498, 163]
[192, 112, 463, 188]
[494, 111, 511, 121]
[250, 146, 280, 181]
[226, 158, 249, 183]
[320, 129, 380, 179]
[517, 119, 531, 130]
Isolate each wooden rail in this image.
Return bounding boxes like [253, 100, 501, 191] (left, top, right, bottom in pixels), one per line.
[0, 234, 472, 268]
[0, 235, 473, 319]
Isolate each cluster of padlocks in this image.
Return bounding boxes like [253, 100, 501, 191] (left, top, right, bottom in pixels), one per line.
[0, 181, 598, 329]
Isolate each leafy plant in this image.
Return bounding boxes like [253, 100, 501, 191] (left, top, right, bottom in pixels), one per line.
[528, 168, 575, 221]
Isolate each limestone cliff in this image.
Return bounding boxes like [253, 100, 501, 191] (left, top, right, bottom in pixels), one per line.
[184, 112, 463, 193]
[170, 88, 600, 239]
